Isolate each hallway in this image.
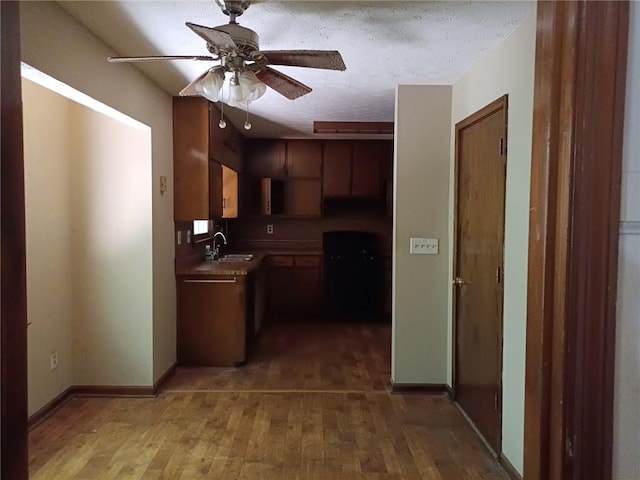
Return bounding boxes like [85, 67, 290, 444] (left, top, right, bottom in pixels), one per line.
[29, 321, 508, 479]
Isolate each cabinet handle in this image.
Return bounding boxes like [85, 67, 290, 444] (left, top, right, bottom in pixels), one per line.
[184, 278, 237, 283]
[223, 198, 226, 209]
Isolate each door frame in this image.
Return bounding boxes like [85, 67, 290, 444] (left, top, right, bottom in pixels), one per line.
[1, 1, 30, 478]
[524, 1, 628, 479]
[451, 95, 508, 452]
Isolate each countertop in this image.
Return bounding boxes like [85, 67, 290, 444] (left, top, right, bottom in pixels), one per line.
[177, 252, 267, 277]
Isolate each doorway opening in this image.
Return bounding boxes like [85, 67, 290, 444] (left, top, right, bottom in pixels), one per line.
[20, 64, 154, 421]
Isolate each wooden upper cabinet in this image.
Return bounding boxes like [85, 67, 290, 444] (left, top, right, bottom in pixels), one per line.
[174, 97, 244, 220]
[286, 141, 322, 178]
[322, 141, 352, 196]
[247, 140, 286, 177]
[208, 105, 244, 171]
[322, 140, 390, 199]
[352, 141, 383, 197]
[209, 160, 223, 219]
[287, 179, 321, 216]
[221, 164, 238, 218]
[247, 140, 320, 178]
[174, 97, 211, 220]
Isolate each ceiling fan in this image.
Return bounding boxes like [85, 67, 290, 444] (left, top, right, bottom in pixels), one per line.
[107, 0, 346, 110]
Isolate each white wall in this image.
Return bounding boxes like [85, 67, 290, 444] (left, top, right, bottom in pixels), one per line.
[23, 79, 74, 415]
[20, 1, 176, 385]
[450, 14, 536, 474]
[613, 2, 640, 478]
[392, 85, 452, 384]
[23, 77, 153, 412]
[69, 103, 153, 386]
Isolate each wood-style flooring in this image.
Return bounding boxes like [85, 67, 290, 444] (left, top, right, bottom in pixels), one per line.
[29, 320, 508, 480]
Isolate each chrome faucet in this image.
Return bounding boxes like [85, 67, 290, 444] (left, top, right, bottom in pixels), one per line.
[212, 231, 227, 260]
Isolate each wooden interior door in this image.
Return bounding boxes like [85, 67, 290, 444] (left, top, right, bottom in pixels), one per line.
[453, 96, 507, 454]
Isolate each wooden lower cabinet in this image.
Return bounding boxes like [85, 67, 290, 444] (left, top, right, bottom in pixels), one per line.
[266, 255, 321, 318]
[177, 275, 248, 366]
[253, 265, 267, 335]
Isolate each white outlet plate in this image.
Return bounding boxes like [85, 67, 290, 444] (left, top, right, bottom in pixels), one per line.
[50, 351, 58, 370]
[410, 237, 439, 255]
[177, 231, 182, 245]
[267, 224, 274, 234]
[187, 230, 191, 243]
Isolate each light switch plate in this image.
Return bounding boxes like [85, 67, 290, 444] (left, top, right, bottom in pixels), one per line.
[177, 231, 182, 245]
[187, 230, 191, 244]
[410, 237, 439, 255]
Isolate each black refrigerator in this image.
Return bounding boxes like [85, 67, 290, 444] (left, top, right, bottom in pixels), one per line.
[323, 231, 383, 319]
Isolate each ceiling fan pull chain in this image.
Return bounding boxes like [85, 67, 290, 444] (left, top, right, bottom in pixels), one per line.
[219, 87, 227, 129]
[244, 103, 252, 130]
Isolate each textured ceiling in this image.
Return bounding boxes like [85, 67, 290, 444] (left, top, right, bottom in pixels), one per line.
[58, 1, 534, 139]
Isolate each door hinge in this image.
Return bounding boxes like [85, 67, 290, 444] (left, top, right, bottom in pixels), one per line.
[494, 391, 502, 415]
[496, 266, 502, 285]
[566, 435, 575, 459]
[499, 137, 506, 156]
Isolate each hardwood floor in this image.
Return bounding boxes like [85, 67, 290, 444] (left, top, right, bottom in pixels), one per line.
[29, 320, 508, 480]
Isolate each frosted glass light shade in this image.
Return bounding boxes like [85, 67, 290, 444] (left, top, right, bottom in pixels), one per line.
[195, 67, 225, 103]
[226, 70, 267, 108]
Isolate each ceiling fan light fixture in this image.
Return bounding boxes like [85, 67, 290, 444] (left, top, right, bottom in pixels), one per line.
[226, 70, 266, 108]
[195, 67, 225, 102]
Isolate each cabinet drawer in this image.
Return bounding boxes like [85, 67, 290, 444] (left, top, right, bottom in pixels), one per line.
[294, 255, 320, 267]
[268, 255, 294, 267]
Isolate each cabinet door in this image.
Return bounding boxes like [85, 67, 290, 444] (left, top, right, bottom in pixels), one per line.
[287, 178, 321, 216]
[177, 277, 245, 366]
[287, 141, 322, 178]
[266, 259, 321, 317]
[322, 141, 352, 196]
[260, 178, 286, 215]
[267, 264, 298, 316]
[208, 104, 225, 162]
[351, 141, 382, 197]
[222, 165, 238, 218]
[209, 161, 223, 218]
[224, 125, 244, 172]
[379, 140, 394, 183]
[174, 97, 210, 220]
[293, 256, 321, 315]
[247, 140, 286, 177]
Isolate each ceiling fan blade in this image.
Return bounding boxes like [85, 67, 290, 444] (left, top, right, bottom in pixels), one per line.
[260, 50, 346, 71]
[179, 66, 224, 97]
[108, 55, 215, 63]
[186, 22, 237, 53]
[255, 67, 312, 100]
